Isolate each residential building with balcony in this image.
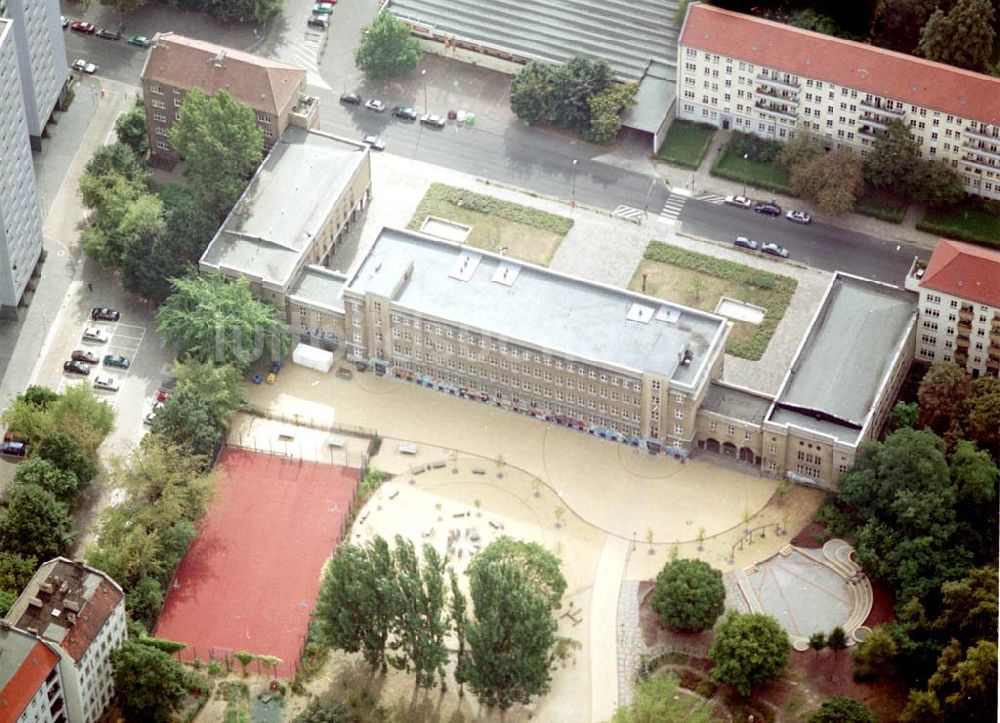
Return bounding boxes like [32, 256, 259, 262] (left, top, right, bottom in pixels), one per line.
[676, 3, 1000, 200]
[0, 0, 67, 149]
[0, 623, 65, 723]
[4, 559, 127, 723]
[340, 227, 731, 449]
[905, 239, 1000, 378]
[139, 33, 319, 161]
[0, 17, 45, 319]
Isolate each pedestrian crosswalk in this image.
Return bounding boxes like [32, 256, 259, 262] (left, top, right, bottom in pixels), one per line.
[612, 205, 644, 223]
[659, 189, 690, 222]
[266, 30, 331, 91]
[697, 193, 727, 205]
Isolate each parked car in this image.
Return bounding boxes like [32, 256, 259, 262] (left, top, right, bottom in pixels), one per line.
[93, 375, 120, 392]
[103, 354, 130, 369]
[363, 135, 386, 151]
[96, 28, 121, 40]
[70, 21, 95, 34]
[71, 59, 98, 75]
[724, 195, 753, 208]
[90, 307, 120, 321]
[312, 2, 336, 13]
[786, 209, 812, 224]
[364, 99, 386, 113]
[64, 360, 91, 376]
[0, 440, 27, 457]
[339, 92, 361, 106]
[392, 106, 417, 120]
[127, 35, 151, 48]
[753, 202, 782, 216]
[420, 113, 446, 128]
[71, 349, 99, 364]
[307, 14, 329, 28]
[761, 242, 789, 258]
[143, 402, 164, 426]
[82, 327, 109, 343]
[734, 236, 759, 251]
[61, 16, 70, 29]
[155, 389, 173, 403]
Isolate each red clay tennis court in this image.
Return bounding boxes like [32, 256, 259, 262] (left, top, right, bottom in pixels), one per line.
[155, 447, 359, 675]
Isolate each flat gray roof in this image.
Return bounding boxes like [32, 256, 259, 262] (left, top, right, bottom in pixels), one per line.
[769, 274, 915, 437]
[288, 265, 347, 312]
[622, 62, 676, 134]
[701, 382, 773, 425]
[200, 126, 368, 290]
[346, 228, 728, 383]
[387, 0, 681, 83]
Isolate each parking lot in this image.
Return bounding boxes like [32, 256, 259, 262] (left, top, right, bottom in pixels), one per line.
[55, 316, 145, 406]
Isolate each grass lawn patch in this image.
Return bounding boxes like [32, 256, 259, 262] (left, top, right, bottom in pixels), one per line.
[855, 187, 907, 224]
[656, 121, 715, 169]
[632, 242, 797, 361]
[917, 199, 1000, 250]
[711, 132, 792, 196]
[219, 681, 251, 723]
[408, 183, 573, 266]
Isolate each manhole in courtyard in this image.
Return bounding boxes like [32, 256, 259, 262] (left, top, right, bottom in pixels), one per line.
[715, 296, 766, 324]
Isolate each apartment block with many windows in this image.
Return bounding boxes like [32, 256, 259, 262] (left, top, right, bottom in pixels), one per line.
[4, 559, 127, 723]
[676, 3, 1000, 200]
[905, 239, 1000, 378]
[139, 33, 319, 161]
[0, 623, 66, 723]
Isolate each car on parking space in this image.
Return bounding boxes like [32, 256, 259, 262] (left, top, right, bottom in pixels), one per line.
[90, 307, 120, 321]
[307, 14, 329, 28]
[761, 241, 789, 258]
[82, 327, 109, 343]
[786, 209, 812, 224]
[143, 402, 164, 425]
[64, 360, 91, 376]
[754, 202, 782, 216]
[420, 114, 446, 128]
[363, 135, 385, 151]
[96, 28, 121, 40]
[313, 2, 336, 13]
[339, 92, 361, 105]
[724, 195, 753, 208]
[734, 236, 759, 251]
[71, 59, 98, 74]
[103, 354, 130, 369]
[71, 21, 95, 33]
[0, 440, 27, 457]
[364, 99, 386, 113]
[156, 389, 173, 403]
[71, 349, 100, 364]
[61, 16, 70, 29]
[93, 375, 120, 392]
[127, 35, 151, 48]
[392, 106, 418, 120]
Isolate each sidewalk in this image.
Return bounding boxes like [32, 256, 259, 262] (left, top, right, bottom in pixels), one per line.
[653, 129, 941, 250]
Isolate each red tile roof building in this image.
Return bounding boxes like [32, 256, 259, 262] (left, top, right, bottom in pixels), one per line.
[905, 240, 1000, 377]
[4, 559, 126, 723]
[677, 3, 1000, 200]
[0, 626, 63, 723]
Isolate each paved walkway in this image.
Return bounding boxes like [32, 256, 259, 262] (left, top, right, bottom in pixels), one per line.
[653, 129, 941, 250]
[591, 536, 630, 721]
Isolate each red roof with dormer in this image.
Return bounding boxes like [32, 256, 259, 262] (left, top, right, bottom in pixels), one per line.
[680, 4, 1000, 124]
[920, 239, 1000, 308]
[0, 640, 58, 723]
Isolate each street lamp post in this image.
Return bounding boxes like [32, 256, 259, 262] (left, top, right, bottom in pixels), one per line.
[742, 152, 749, 197]
[421, 69, 428, 115]
[571, 159, 578, 209]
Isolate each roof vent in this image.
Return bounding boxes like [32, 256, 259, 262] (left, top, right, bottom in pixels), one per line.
[858, 69, 868, 80]
[51, 609, 61, 619]
[449, 251, 482, 282]
[655, 306, 681, 324]
[627, 303, 655, 323]
[63, 599, 81, 613]
[959, 96, 968, 105]
[27, 597, 43, 608]
[491, 262, 521, 287]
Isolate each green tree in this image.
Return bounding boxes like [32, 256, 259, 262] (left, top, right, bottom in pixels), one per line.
[510, 62, 554, 126]
[353, 13, 421, 81]
[927, 639, 998, 720]
[549, 56, 613, 130]
[170, 88, 263, 219]
[464, 558, 558, 710]
[808, 696, 875, 723]
[99, 0, 150, 22]
[467, 537, 567, 609]
[21, 385, 58, 408]
[119, 194, 167, 293]
[708, 611, 789, 696]
[49, 385, 115, 455]
[150, 389, 225, 460]
[912, 159, 965, 207]
[788, 147, 864, 215]
[827, 626, 848, 656]
[872, 0, 938, 52]
[584, 82, 639, 144]
[198, 0, 282, 22]
[125, 576, 166, 630]
[899, 689, 943, 722]
[863, 119, 923, 194]
[173, 360, 244, 427]
[610, 670, 714, 722]
[13, 456, 80, 504]
[35, 432, 98, 486]
[931, 566, 998, 648]
[0, 552, 37, 615]
[79, 143, 151, 265]
[918, 363, 971, 436]
[888, 400, 919, 431]
[949, 442, 998, 561]
[809, 631, 827, 656]
[448, 568, 470, 695]
[650, 558, 725, 632]
[156, 273, 291, 372]
[964, 376, 1000, 455]
[295, 698, 349, 723]
[853, 625, 897, 680]
[112, 640, 193, 723]
[0, 484, 74, 560]
[388, 537, 448, 688]
[919, 0, 996, 72]
[115, 99, 149, 157]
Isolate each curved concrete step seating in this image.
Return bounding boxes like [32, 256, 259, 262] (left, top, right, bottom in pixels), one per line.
[734, 568, 765, 615]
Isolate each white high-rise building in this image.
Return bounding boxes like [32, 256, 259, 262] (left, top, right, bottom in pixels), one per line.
[0, 17, 44, 318]
[0, 0, 67, 148]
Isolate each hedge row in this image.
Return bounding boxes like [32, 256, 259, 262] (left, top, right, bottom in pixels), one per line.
[644, 241, 797, 361]
[413, 183, 574, 235]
